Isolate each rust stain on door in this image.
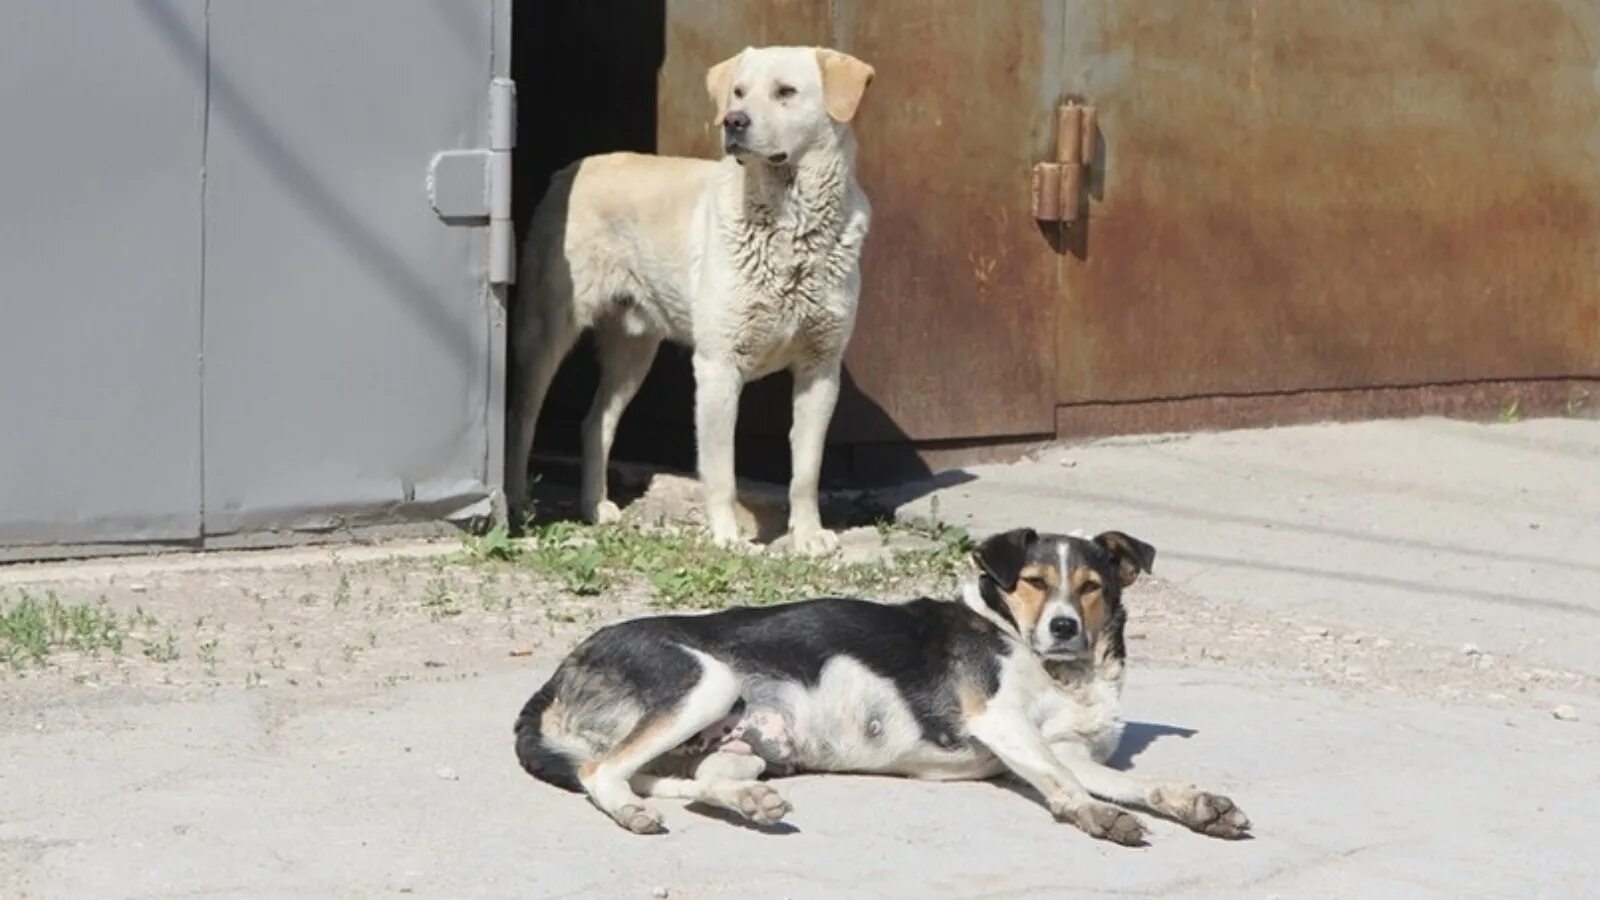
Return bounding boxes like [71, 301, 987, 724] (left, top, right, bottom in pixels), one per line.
[1058, 0, 1600, 407]
[831, 0, 1064, 440]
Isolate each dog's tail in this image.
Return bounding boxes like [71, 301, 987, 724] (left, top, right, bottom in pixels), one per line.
[513, 682, 584, 792]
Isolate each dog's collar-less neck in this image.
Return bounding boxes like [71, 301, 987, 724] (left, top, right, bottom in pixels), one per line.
[724, 133, 858, 307]
[961, 578, 1021, 638]
[736, 132, 852, 215]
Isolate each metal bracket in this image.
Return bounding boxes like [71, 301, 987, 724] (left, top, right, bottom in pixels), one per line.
[1031, 101, 1096, 224]
[427, 77, 517, 285]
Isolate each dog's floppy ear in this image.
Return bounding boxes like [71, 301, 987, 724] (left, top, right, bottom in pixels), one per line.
[816, 49, 875, 123]
[1094, 531, 1156, 587]
[972, 528, 1038, 592]
[705, 50, 745, 127]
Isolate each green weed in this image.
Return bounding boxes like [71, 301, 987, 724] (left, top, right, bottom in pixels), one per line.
[0, 589, 127, 669]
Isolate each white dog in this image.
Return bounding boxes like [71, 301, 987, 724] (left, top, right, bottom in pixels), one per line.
[507, 46, 875, 554]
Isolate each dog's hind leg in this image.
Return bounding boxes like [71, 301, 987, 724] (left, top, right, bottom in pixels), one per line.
[580, 320, 661, 524]
[1050, 743, 1251, 839]
[506, 307, 579, 527]
[631, 751, 792, 826]
[578, 649, 743, 834]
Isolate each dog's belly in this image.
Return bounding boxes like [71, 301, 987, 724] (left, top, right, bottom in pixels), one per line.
[714, 657, 996, 778]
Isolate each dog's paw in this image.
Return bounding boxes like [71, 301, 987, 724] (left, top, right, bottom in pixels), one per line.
[613, 803, 666, 835]
[1060, 801, 1147, 846]
[785, 527, 840, 557]
[732, 783, 792, 825]
[709, 529, 761, 553]
[581, 499, 623, 525]
[1175, 791, 1251, 839]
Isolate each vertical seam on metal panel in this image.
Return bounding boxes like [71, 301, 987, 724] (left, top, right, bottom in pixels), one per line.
[198, 0, 211, 536]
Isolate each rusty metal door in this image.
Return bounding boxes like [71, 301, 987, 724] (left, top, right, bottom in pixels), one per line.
[1054, 2, 1600, 422]
[657, 1, 1066, 445]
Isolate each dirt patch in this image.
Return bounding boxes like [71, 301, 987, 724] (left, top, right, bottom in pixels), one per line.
[1, 531, 1592, 720]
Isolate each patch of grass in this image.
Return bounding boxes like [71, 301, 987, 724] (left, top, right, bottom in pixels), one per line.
[421, 577, 463, 620]
[1498, 398, 1523, 424]
[1, 589, 127, 669]
[198, 639, 220, 676]
[141, 630, 180, 663]
[461, 523, 519, 561]
[500, 519, 972, 610]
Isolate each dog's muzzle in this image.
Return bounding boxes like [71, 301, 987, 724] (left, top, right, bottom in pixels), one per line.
[1043, 616, 1087, 658]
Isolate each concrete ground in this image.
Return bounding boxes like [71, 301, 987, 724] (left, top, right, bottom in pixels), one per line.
[3, 417, 1598, 899]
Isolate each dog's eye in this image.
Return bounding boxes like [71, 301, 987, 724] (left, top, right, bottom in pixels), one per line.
[1078, 580, 1102, 596]
[1022, 575, 1050, 591]
[775, 84, 797, 99]
[733, 86, 745, 99]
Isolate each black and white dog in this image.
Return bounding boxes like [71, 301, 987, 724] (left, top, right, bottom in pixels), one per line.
[514, 527, 1250, 844]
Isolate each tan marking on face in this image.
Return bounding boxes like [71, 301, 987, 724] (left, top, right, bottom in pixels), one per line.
[1071, 566, 1108, 639]
[1005, 563, 1060, 633]
[577, 760, 598, 780]
[705, 52, 742, 126]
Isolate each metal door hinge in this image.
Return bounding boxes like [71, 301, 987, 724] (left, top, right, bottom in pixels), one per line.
[1031, 101, 1096, 224]
[427, 77, 517, 285]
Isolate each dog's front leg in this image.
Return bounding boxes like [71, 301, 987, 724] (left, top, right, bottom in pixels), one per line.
[785, 360, 841, 555]
[1049, 742, 1252, 839]
[966, 708, 1147, 845]
[693, 353, 747, 547]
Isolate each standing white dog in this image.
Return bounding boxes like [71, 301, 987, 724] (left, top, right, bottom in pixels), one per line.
[507, 46, 875, 554]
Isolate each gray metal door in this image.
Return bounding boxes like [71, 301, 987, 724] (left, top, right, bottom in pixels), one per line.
[0, 1, 207, 548]
[0, 1, 508, 552]
[199, 1, 506, 536]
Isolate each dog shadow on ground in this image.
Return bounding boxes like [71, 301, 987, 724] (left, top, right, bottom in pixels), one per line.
[684, 803, 801, 836]
[1107, 721, 1199, 770]
[521, 358, 977, 537]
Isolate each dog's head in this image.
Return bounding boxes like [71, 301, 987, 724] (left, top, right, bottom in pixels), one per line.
[704, 46, 874, 166]
[971, 528, 1155, 662]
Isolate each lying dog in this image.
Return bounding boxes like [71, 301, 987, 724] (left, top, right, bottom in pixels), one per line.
[507, 46, 875, 554]
[514, 527, 1250, 844]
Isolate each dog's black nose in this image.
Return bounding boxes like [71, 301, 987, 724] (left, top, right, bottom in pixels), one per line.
[723, 110, 751, 132]
[1049, 617, 1079, 640]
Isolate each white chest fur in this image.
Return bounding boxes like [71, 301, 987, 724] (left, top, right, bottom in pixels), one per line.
[1034, 667, 1126, 765]
[698, 156, 869, 374]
